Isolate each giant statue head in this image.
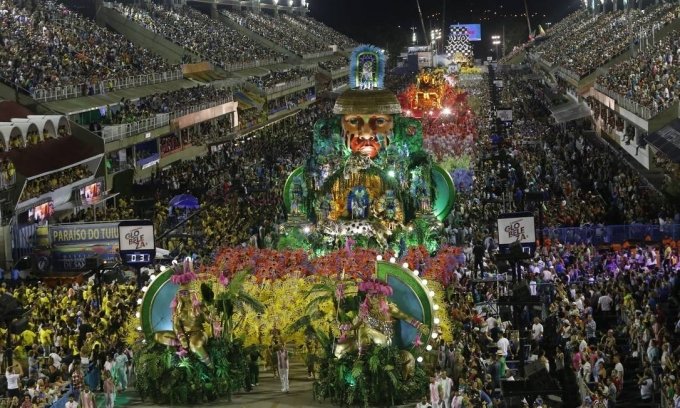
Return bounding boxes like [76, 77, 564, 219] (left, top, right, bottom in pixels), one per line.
[341, 113, 393, 158]
[334, 88, 401, 160]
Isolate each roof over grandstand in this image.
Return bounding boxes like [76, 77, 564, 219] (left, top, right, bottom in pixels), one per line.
[0, 101, 33, 121]
[2, 136, 100, 178]
[646, 119, 680, 163]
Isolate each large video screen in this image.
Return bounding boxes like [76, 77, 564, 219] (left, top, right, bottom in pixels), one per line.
[450, 24, 482, 41]
[80, 181, 102, 205]
[28, 201, 54, 223]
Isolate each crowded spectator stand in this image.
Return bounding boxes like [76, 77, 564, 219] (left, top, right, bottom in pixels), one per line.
[0, 0, 179, 102]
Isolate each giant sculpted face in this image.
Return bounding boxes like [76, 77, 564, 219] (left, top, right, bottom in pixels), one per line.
[342, 114, 393, 159]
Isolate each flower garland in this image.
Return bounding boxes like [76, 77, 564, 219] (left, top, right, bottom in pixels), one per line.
[203, 246, 463, 286]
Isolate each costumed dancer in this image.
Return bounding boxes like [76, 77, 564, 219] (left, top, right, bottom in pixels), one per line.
[113, 350, 128, 391]
[277, 344, 290, 393]
[429, 376, 441, 408]
[439, 371, 453, 408]
[305, 340, 316, 379]
[79, 385, 96, 408]
[248, 346, 262, 387]
[269, 343, 279, 378]
[103, 371, 116, 408]
[437, 340, 447, 370]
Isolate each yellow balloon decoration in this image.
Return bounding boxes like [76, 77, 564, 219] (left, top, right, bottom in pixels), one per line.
[426, 280, 453, 344]
[131, 273, 452, 350]
[231, 276, 335, 346]
[229, 275, 452, 347]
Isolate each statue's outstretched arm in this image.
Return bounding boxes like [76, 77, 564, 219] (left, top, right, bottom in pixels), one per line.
[388, 303, 429, 334]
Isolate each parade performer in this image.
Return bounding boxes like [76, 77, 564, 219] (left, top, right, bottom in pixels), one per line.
[277, 344, 290, 393]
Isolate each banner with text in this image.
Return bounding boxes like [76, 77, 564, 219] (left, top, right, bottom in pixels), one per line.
[49, 223, 120, 272]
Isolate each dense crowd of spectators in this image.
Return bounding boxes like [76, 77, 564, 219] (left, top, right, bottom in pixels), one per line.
[331, 77, 347, 90]
[238, 107, 267, 130]
[22, 165, 92, 201]
[248, 68, 314, 91]
[282, 14, 357, 50]
[0, 0, 173, 95]
[0, 157, 16, 190]
[222, 10, 331, 56]
[59, 197, 135, 224]
[318, 56, 349, 72]
[598, 26, 680, 115]
[135, 101, 332, 258]
[114, 3, 281, 67]
[422, 110, 478, 162]
[500, 10, 590, 64]
[477, 72, 673, 228]
[267, 89, 316, 115]
[435, 237, 680, 407]
[534, 4, 679, 78]
[99, 85, 233, 126]
[0, 280, 138, 407]
[421, 67, 680, 408]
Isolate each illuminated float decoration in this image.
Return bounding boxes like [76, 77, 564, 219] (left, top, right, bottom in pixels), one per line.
[282, 45, 456, 253]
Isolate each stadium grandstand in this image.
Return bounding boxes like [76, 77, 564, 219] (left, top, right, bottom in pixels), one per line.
[0, 0, 355, 278]
[2, 1, 680, 408]
[511, 0, 680, 197]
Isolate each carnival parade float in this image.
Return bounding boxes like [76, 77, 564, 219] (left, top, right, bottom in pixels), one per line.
[282, 45, 456, 254]
[132, 45, 462, 407]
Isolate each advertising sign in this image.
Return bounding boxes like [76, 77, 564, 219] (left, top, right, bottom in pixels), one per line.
[497, 109, 513, 122]
[497, 213, 536, 246]
[450, 24, 482, 41]
[49, 222, 120, 271]
[119, 220, 155, 267]
[119, 224, 155, 252]
[497, 212, 536, 255]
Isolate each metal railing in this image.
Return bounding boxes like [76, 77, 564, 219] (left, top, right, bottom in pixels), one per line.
[264, 77, 315, 95]
[542, 223, 680, 245]
[301, 50, 334, 59]
[556, 66, 580, 82]
[102, 114, 169, 143]
[594, 83, 656, 119]
[330, 67, 350, 77]
[31, 69, 184, 102]
[222, 58, 283, 72]
[101, 96, 234, 142]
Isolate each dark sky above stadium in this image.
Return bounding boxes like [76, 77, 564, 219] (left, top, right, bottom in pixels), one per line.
[308, 0, 583, 56]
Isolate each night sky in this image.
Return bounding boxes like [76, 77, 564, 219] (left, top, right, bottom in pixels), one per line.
[308, 0, 583, 60]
